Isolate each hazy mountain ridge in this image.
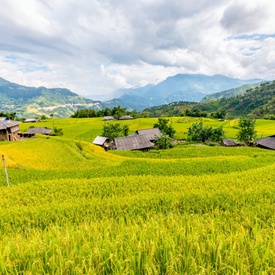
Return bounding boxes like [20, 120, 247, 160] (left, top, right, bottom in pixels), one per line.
[99, 74, 261, 111]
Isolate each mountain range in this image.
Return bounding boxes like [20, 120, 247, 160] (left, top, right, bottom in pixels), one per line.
[144, 81, 275, 119]
[0, 74, 262, 118]
[93, 74, 261, 111]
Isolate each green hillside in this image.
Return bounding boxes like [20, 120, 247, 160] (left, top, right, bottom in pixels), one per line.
[201, 83, 261, 102]
[144, 81, 275, 119]
[0, 77, 103, 118]
[1, 117, 275, 273]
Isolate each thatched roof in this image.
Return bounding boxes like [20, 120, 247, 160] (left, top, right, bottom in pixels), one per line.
[0, 117, 20, 131]
[93, 136, 109, 146]
[255, 136, 275, 150]
[26, 127, 52, 135]
[221, 139, 239, 147]
[136, 128, 162, 141]
[114, 135, 154, 150]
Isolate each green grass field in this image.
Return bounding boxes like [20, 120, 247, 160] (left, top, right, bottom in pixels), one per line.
[1, 117, 275, 273]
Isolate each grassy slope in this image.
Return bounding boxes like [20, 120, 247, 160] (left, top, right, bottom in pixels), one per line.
[1, 118, 275, 273]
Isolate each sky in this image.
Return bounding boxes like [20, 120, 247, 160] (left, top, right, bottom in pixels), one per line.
[0, 0, 274, 99]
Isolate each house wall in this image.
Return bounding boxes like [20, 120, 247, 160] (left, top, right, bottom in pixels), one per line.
[0, 130, 7, 141]
[0, 127, 20, 141]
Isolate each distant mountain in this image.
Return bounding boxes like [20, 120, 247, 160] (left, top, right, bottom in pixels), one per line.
[97, 74, 261, 111]
[0, 77, 105, 118]
[201, 83, 262, 102]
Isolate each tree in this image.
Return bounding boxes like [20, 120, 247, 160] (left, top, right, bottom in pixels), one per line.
[237, 117, 257, 144]
[102, 123, 128, 140]
[187, 121, 224, 143]
[155, 135, 173, 149]
[153, 118, 175, 138]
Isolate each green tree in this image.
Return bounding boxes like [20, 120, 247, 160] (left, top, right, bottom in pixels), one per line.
[153, 118, 175, 138]
[187, 121, 224, 143]
[102, 123, 128, 140]
[155, 135, 173, 149]
[237, 117, 257, 144]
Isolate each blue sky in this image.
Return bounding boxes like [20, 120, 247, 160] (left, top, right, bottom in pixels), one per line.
[0, 0, 274, 98]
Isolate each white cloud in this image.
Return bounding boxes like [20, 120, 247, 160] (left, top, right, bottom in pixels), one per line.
[0, 0, 274, 98]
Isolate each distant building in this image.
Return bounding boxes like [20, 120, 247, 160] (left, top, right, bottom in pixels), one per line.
[0, 117, 21, 141]
[119, 115, 133, 120]
[255, 136, 275, 150]
[103, 116, 115, 121]
[26, 127, 53, 135]
[24, 118, 40, 123]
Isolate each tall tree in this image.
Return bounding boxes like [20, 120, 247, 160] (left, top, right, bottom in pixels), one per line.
[153, 118, 175, 138]
[237, 117, 257, 144]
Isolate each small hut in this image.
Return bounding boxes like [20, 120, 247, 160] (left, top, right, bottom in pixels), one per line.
[221, 139, 240, 147]
[119, 115, 133, 120]
[103, 116, 115, 121]
[93, 136, 111, 150]
[24, 118, 40, 123]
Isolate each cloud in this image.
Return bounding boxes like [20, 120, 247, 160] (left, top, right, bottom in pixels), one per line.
[0, 0, 274, 97]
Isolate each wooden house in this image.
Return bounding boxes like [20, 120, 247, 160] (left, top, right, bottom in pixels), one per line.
[26, 127, 53, 135]
[0, 117, 21, 141]
[114, 135, 154, 151]
[255, 136, 275, 150]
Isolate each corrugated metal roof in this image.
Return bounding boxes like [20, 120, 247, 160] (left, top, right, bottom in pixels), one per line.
[26, 127, 52, 135]
[93, 136, 109, 145]
[114, 135, 154, 150]
[256, 136, 275, 150]
[0, 117, 21, 130]
[136, 128, 162, 141]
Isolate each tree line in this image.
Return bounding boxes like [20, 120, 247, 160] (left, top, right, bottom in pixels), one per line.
[71, 106, 139, 119]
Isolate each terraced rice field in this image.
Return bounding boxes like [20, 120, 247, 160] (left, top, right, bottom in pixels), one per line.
[0, 118, 275, 273]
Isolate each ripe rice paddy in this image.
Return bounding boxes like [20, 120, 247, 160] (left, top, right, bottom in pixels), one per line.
[1, 117, 275, 273]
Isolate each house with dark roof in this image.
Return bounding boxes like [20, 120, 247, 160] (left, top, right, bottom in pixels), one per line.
[26, 127, 53, 135]
[255, 136, 275, 150]
[114, 135, 154, 151]
[0, 117, 21, 141]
